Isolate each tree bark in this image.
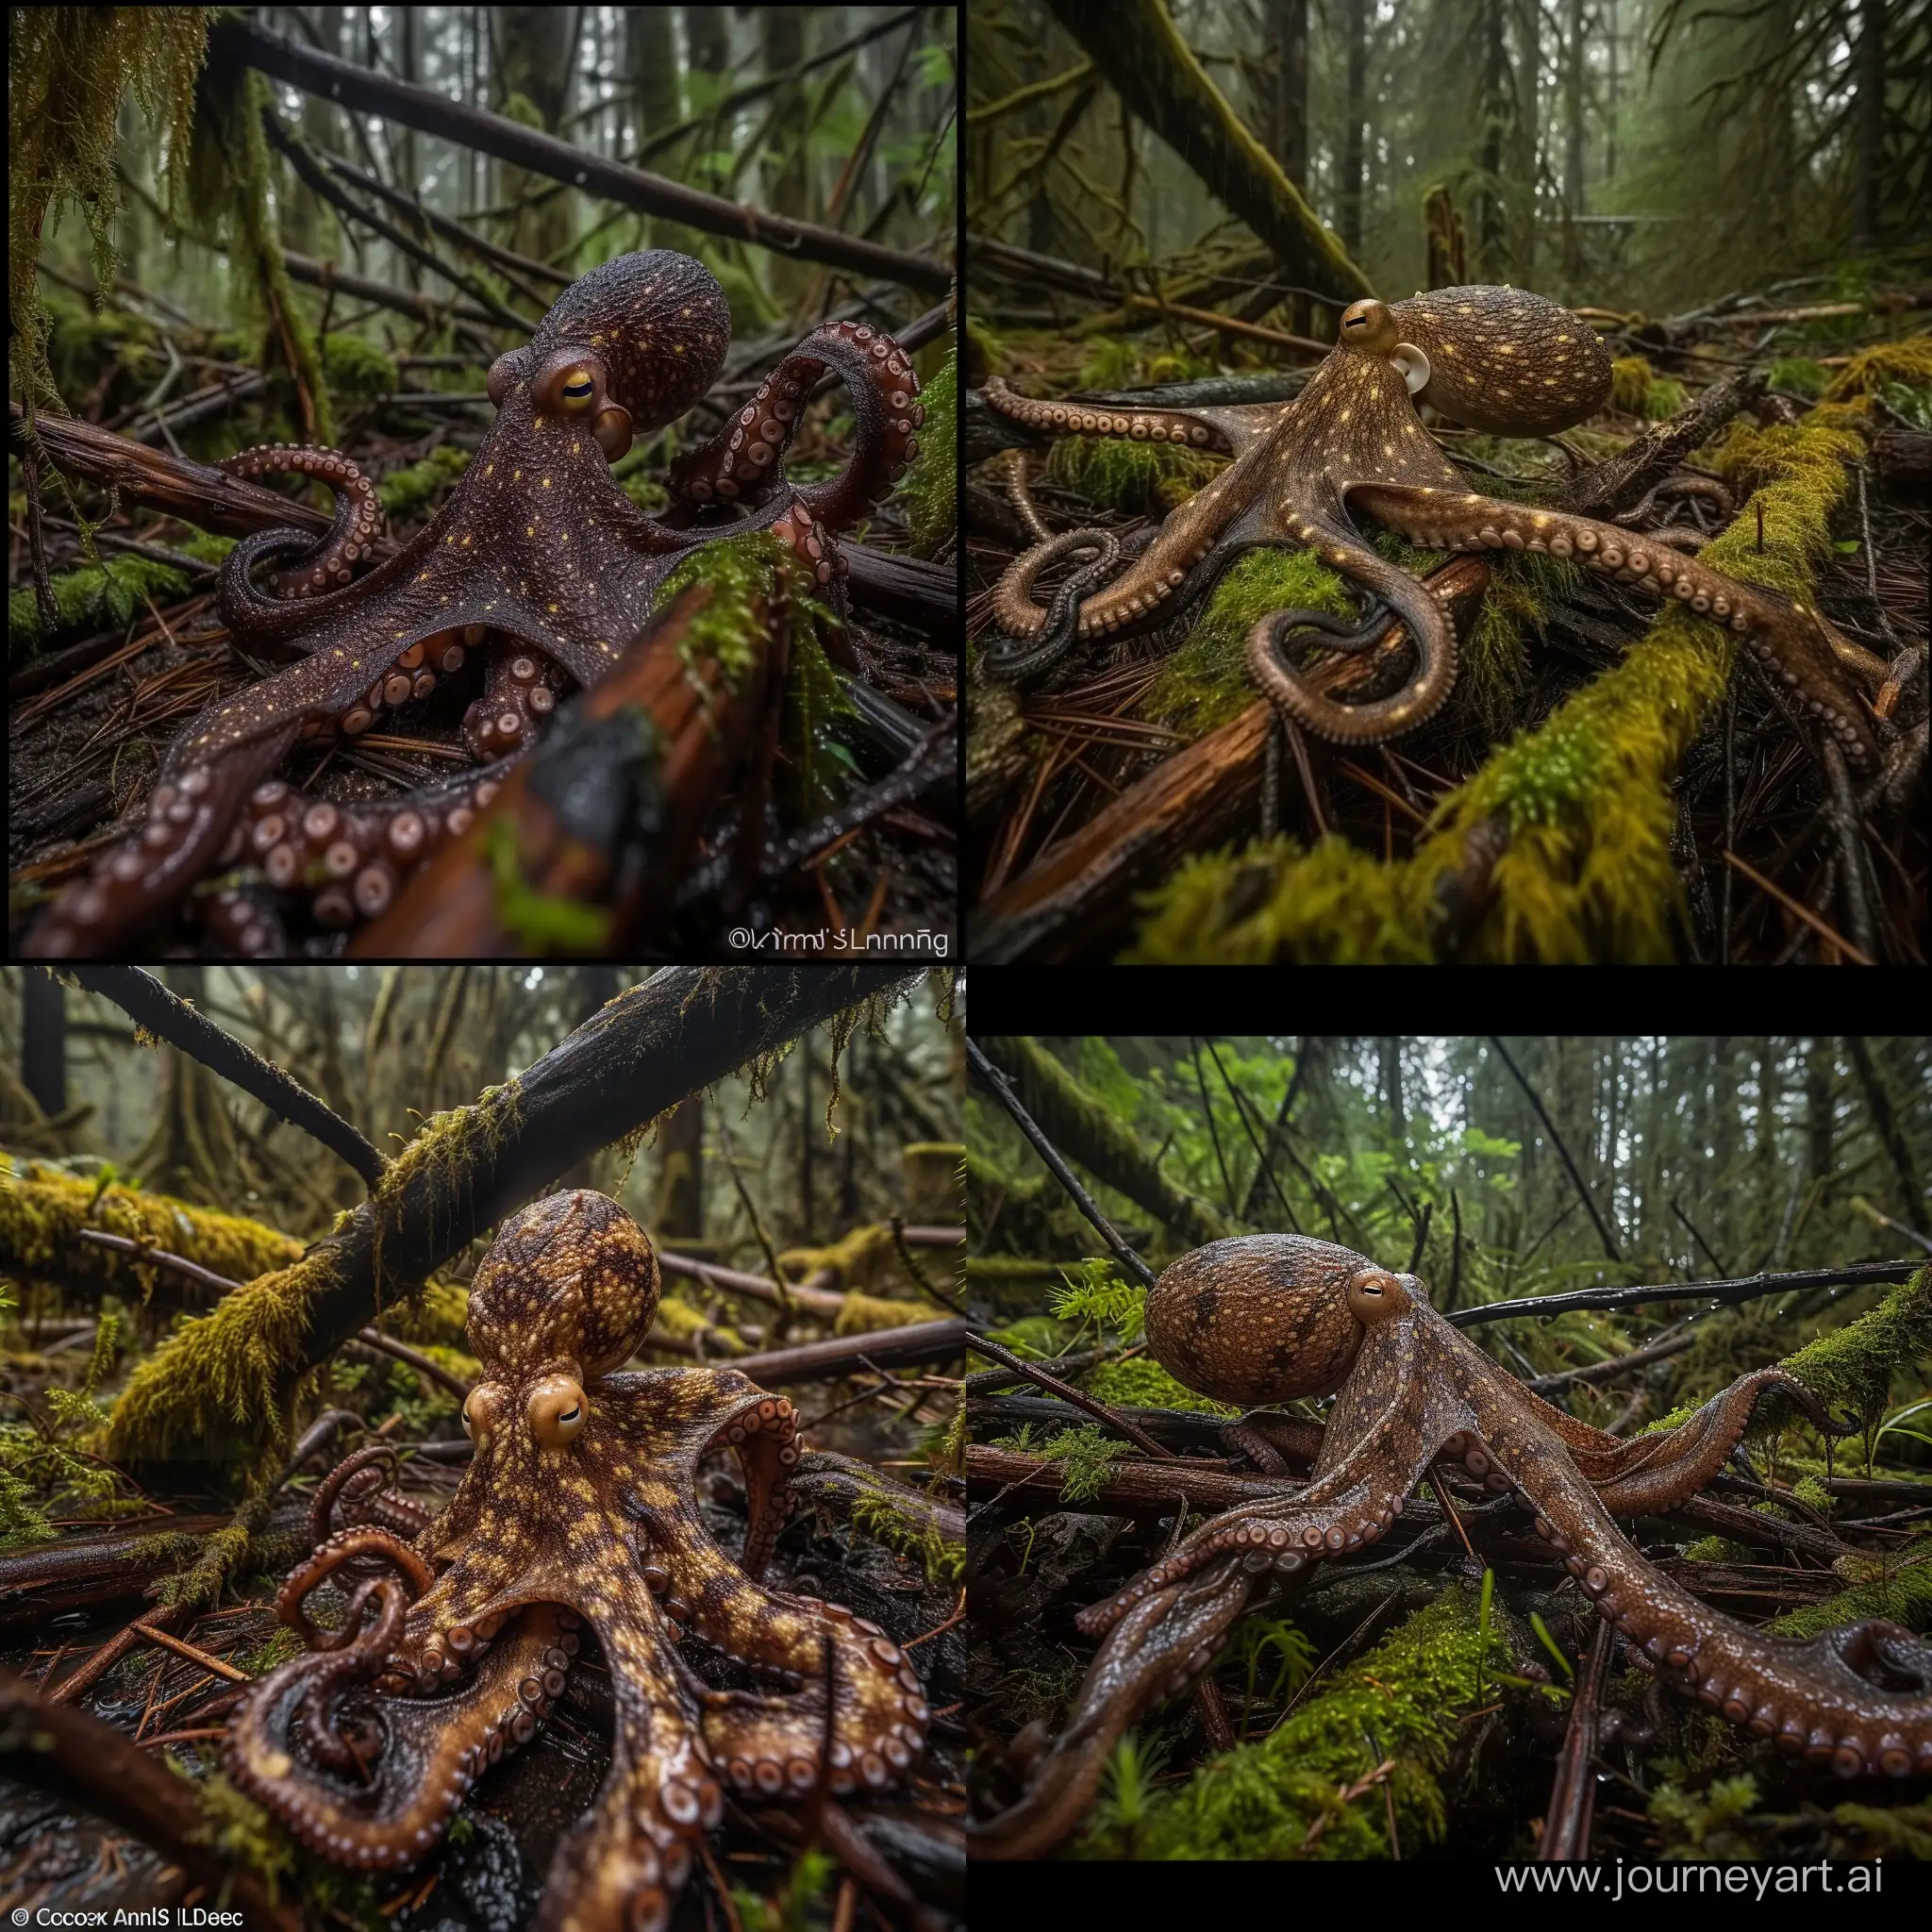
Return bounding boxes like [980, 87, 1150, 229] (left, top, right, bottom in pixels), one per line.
[21, 971, 66, 1119]
[1341, 0, 1366, 257]
[1040, 0, 1371, 304]
[1855, 0, 1887, 246]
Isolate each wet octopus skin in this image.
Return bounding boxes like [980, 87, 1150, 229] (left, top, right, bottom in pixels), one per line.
[227, 1191, 929, 1932]
[26, 254, 923, 958]
[974, 1234, 1931, 1860]
[978, 284, 1879, 767]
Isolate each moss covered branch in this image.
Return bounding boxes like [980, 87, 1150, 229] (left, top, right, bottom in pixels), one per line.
[979, 1037, 1234, 1249]
[105, 967, 919, 1473]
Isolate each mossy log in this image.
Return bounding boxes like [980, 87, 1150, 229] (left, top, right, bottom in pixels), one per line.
[0, 1162, 302, 1307]
[1040, 0, 1372, 308]
[1127, 416, 1869, 961]
[104, 966, 917, 1474]
[977, 1038, 1232, 1249]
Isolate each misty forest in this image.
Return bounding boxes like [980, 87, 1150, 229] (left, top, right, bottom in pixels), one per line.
[0, 965, 965, 1929]
[964, 1, 1929, 963]
[9, 8, 958, 960]
[966, 1035, 1932, 1859]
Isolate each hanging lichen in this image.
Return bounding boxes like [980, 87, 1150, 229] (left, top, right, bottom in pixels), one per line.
[184, 60, 332, 444]
[8, 7, 213, 412]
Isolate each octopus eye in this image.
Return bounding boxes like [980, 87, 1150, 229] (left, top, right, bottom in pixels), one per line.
[558, 369, 596, 409]
[528, 1374, 591, 1449]
[1346, 1268, 1408, 1323]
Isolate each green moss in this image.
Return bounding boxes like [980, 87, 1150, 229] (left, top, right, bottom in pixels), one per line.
[1135, 1587, 1507, 1858]
[1085, 1355, 1238, 1416]
[1609, 355, 1686, 420]
[654, 529, 829, 713]
[850, 1487, 963, 1588]
[9, 551, 194, 659]
[902, 348, 957, 557]
[1126, 412, 1859, 962]
[784, 624, 857, 817]
[1650, 1773, 1764, 1858]
[190, 1769, 382, 1917]
[321, 333, 396, 402]
[486, 813, 614, 956]
[0, 1160, 304, 1301]
[1044, 432, 1222, 517]
[1778, 1266, 1932, 1429]
[1770, 1539, 1932, 1639]
[1682, 1534, 1755, 1563]
[376, 444, 471, 519]
[1459, 549, 1584, 734]
[1768, 357, 1832, 399]
[1136, 547, 1350, 738]
[1050, 1261, 1148, 1341]
[989, 1422, 1128, 1504]
[1822, 336, 1932, 405]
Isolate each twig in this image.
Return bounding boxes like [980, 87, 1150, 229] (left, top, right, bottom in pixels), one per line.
[965, 1039, 1157, 1290]
[130, 1622, 251, 1685]
[62, 967, 384, 1187]
[1538, 1617, 1612, 1860]
[1489, 1039, 1622, 1261]
[904, 1588, 967, 1649]
[1524, 1324, 1697, 1392]
[890, 1216, 965, 1314]
[1720, 850, 1873, 966]
[18, 425, 61, 636]
[350, 1328, 472, 1402]
[964, 1332, 1179, 1459]
[75, 1227, 242, 1298]
[1448, 1259, 1917, 1328]
[729, 1320, 969, 1386]
[44, 1603, 184, 1705]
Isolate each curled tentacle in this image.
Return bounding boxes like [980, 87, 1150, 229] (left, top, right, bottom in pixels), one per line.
[310, 1443, 438, 1545]
[462, 641, 571, 761]
[702, 1391, 802, 1582]
[973, 1552, 1254, 1860]
[1351, 481, 1880, 769]
[1246, 534, 1458, 742]
[670, 319, 922, 532]
[296, 1574, 409, 1775]
[279, 1526, 437, 1648]
[217, 444, 383, 605]
[981, 528, 1123, 685]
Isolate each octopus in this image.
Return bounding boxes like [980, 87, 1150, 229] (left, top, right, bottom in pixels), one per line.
[26, 249, 924, 957]
[974, 1234, 1932, 1858]
[227, 1191, 932, 1929]
[977, 284, 1880, 769]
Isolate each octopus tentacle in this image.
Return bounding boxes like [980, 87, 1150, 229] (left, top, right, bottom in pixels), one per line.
[278, 1527, 437, 1646]
[227, 1601, 575, 1872]
[1350, 482, 1880, 770]
[669, 319, 922, 531]
[310, 1443, 438, 1546]
[980, 528, 1123, 685]
[980, 375, 1229, 454]
[463, 641, 570, 761]
[702, 1391, 803, 1582]
[973, 1553, 1255, 1861]
[1246, 528, 1459, 742]
[216, 444, 383, 603]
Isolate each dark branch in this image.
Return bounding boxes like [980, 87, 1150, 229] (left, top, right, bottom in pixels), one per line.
[64, 967, 384, 1188]
[1448, 1258, 1919, 1328]
[1488, 1038, 1623, 1262]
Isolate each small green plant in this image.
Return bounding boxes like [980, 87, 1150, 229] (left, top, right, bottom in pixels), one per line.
[989, 1422, 1127, 1504]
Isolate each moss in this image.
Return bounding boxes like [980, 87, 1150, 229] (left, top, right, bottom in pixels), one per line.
[1084, 1355, 1237, 1415]
[190, 1769, 381, 1918]
[9, 8, 212, 411]
[1127, 411, 1859, 962]
[1137, 547, 1351, 738]
[321, 332, 396, 403]
[1135, 1586, 1508, 1858]
[833, 1290, 939, 1334]
[964, 314, 1004, 387]
[1044, 432, 1222, 518]
[655, 530, 830, 716]
[783, 623, 857, 818]
[376, 444, 472, 519]
[621, 473, 670, 512]
[0, 1159, 304, 1302]
[649, 1292, 744, 1356]
[780, 1223, 898, 1291]
[1767, 357, 1832, 399]
[902, 348, 957, 557]
[989, 1423, 1128, 1505]
[1459, 549, 1584, 735]
[1682, 1534, 1755, 1563]
[9, 551, 195, 659]
[1609, 355, 1686, 420]
[1650, 1773, 1764, 1858]
[1777, 1265, 1932, 1430]
[1770, 1539, 1932, 1640]
[486, 814, 614, 956]
[849, 1487, 963, 1588]
[1822, 336, 1932, 406]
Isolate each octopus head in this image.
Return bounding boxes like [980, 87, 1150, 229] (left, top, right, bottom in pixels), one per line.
[1144, 1233, 1423, 1406]
[488, 249, 732, 460]
[1386, 284, 1614, 435]
[463, 1191, 662, 1441]
[1336, 298, 1433, 396]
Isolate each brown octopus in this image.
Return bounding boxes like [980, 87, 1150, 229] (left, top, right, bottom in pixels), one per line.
[27, 249, 923, 957]
[973, 1235, 1932, 1858]
[228, 1191, 931, 1930]
[979, 285, 1881, 768]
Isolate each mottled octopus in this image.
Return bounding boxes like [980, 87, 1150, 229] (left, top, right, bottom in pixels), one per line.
[228, 1191, 931, 1929]
[28, 249, 923, 957]
[974, 1235, 1932, 1858]
[979, 284, 1879, 768]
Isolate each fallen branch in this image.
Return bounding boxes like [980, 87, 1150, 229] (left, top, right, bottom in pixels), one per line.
[66, 966, 383, 1188]
[964, 1332, 1178, 1458]
[729, 1318, 970, 1385]
[0, 1674, 296, 1927]
[217, 19, 951, 294]
[1448, 1259, 1918, 1327]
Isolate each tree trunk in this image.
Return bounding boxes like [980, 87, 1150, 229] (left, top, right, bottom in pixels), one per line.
[655, 1097, 706, 1239]
[1275, 0, 1307, 189]
[1845, 1038, 1925, 1235]
[684, 6, 730, 87]
[21, 972, 66, 1119]
[1855, 0, 1887, 245]
[492, 5, 576, 266]
[1341, 0, 1366, 258]
[1042, 0, 1372, 303]
[1562, 0, 1585, 275]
